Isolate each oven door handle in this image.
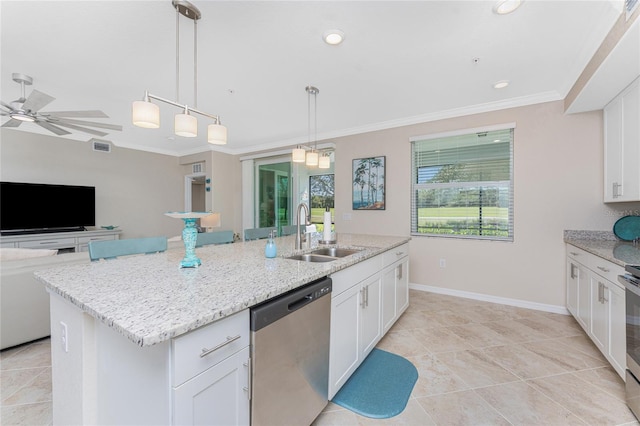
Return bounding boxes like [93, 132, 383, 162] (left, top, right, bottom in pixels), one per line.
[620, 274, 640, 297]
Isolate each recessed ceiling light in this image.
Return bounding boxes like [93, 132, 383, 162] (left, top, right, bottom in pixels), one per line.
[323, 29, 345, 45]
[493, 80, 510, 89]
[493, 0, 522, 15]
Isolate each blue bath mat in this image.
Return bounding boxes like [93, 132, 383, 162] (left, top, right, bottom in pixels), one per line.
[331, 348, 418, 419]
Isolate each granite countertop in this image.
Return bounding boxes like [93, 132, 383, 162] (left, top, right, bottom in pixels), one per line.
[564, 230, 640, 267]
[34, 233, 409, 347]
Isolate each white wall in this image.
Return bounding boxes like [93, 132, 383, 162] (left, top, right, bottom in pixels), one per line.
[0, 129, 185, 239]
[332, 100, 640, 307]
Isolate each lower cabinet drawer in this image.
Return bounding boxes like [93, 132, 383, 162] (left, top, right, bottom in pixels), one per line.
[172, 309, 249, 386]
[19, 237, 76, 249]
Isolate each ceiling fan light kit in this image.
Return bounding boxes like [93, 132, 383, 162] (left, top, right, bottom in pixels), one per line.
[1, 73, 122, 137]
[132, 0, 227, 145]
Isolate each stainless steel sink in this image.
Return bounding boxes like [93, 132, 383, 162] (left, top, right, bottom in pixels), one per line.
[311, 247, 362, 258]
[285, 254, 337, 263]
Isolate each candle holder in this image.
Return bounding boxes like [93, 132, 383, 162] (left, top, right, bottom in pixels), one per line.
[165, 212, 212, 268]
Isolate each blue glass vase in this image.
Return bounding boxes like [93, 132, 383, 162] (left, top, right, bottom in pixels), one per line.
[180, 217, 201, 268]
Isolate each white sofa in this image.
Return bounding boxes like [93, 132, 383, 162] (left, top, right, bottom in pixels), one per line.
[1, 249, 89, 350]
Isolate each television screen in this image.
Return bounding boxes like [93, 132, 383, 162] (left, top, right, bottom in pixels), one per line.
[1, 182, 95, 234]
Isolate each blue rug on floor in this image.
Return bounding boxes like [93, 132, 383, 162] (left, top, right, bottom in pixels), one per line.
[331, 348, 418, 419]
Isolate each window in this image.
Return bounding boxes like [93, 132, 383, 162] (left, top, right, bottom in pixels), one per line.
[411, 126, 514, 241]
[309, 174, 335, 229]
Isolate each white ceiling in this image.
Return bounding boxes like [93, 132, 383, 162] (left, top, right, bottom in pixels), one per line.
[0, 1, 624, 157]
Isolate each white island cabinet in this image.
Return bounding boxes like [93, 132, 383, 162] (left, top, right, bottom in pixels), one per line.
[328, 242, 409, 399]
[39, 233, 411, 425]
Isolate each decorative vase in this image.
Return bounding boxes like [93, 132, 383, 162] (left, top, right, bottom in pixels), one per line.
[165, 212, 213, 268]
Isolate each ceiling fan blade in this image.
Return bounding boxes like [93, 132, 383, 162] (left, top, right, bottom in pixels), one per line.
[0, 112, 9, 116]
[44, 110, 109, 118]
[52, 121, 108, 137]
[21, 90, 55, 113]
[50, 117, 122, 131]
[35, 120, 72, 136]
[2, 119, 23, 128]
[1, 100, 13, 111]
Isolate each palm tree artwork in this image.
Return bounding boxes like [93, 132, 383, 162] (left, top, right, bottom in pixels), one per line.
[352, 156, 385, 210]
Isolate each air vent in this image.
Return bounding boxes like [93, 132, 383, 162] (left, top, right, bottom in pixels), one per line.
[91, 139, 112, 153]
[192, 163, 204, 174]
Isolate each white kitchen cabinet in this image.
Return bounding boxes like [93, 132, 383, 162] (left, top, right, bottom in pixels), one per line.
[604, 76, 640, 202]
[328, 283, 361, 396]
[381, 243, 410, 333]
[173, 346, 250, 426]
[359, 274, 382, 356]
[565, 245, 626, 379]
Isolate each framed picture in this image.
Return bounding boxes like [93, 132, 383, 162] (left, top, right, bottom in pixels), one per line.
[352, 156, 385, 210]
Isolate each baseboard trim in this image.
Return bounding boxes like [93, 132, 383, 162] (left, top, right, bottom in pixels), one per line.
[409, 283, 570, 316]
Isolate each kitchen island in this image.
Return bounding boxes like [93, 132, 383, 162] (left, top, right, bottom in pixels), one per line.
[35, 233, 410, 425]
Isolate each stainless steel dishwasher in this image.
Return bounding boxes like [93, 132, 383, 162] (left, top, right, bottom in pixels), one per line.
[250, 277, 332, 426]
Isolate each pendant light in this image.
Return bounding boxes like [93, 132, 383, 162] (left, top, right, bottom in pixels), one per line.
[305, 86, 319, 166]
[318, 154, 331, 169]
[131, 0, 227, 145]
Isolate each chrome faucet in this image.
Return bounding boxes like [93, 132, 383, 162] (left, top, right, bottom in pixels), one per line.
[295, 202, 310, 250]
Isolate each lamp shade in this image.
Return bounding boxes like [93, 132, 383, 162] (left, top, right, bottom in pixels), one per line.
[319, 155, 331, 169]
[201, 212, 221, 228]
[292, 147, 306, 163]
[208, 123, 227, 145]
[306, 151, 319, 167]
[132, 101, 160, 128]
[175, 113, 197, 137]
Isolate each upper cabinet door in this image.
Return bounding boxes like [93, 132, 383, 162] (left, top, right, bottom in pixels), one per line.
[604, 76, 640, 202]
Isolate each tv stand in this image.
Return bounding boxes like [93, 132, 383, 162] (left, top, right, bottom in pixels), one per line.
[0, 229, 121, 253]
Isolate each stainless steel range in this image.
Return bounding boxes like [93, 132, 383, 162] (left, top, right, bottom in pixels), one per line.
[620, 265, 640, 420]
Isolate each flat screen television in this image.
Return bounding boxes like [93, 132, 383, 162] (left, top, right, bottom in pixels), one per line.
[1, 181, 96, 235]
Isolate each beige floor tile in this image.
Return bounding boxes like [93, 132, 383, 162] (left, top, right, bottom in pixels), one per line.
[408, 327, 474, 354]
[475, 381, 585, 425]
[357, 399, 435, 425]
[2, 368, 51, 406]
[312, 408, 360, 425]
[406, 354, 470, 397]
[528, 372, 636, 424]
[522, 339, 608, 371]
[481, 319, 551, 343]
[376, 330, 429, 358]
[0, 341, 51, 371]
[457, 304, 515, 323]
[446, 323, 513, 349]
[0, 367, 49, 404]
[512, 315, 584, 338]
[420, 309, 474, 328]
[435, 349, 519, 388]
[0, 402, 52, 426]
[561, 334, 609, 362]
[416, 390, 511, 425]
[482, 344, 569, 379]
[390, 311, 434, 331]
[571, 366, 626, 401]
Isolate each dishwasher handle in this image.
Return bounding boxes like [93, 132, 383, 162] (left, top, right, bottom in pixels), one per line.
[250, 277, 332, 332]
[288, 294, 313, 312]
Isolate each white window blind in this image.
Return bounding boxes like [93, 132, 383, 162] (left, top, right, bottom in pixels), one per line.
[411, 127, 514, 241]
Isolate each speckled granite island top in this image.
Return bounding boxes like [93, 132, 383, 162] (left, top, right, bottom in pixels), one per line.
[564, 230, 640, 266]
[34, 233, 409, 347]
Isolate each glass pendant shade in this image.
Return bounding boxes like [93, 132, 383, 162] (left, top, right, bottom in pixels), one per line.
[306, 151, 319, 167]
[318, 155, 331, 169]
[175, 113, 197, 137]
[207, 123, 227, 145]
[292, 147, 306, 163]
[132, 101, 160, 128]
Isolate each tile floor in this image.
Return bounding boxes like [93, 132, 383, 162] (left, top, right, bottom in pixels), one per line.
[0, 289, 637, 425]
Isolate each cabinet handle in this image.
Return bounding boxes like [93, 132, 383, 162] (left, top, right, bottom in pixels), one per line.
[598, 282, 604, 303]
[602, 285, 609, 303]
[613, 182, 622, 198]
[570, 263, 576, 279]
[397, 264, 403, 280]
[569, 252, 579, 256]
[200, 335, 241, 358]
[396, 251, 405, 256]
[360, 288, 366, 308]
[243, 358, 251, 400]
[365, 285, 369, 308]
[597, 266, 610, 273]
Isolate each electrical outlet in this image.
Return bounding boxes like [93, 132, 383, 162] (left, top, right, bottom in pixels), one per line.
[439, 259, 446, 268]
[60, 321, 68, 353]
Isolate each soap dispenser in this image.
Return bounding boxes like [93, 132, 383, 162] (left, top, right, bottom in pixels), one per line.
[265, 230, 277, 258]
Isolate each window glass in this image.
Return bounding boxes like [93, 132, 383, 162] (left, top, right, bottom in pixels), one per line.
[411, 128, 514, 240]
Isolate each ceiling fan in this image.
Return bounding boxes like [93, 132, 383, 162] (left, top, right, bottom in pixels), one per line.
[0, 73, 122, 137]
